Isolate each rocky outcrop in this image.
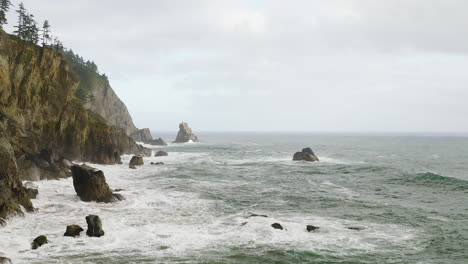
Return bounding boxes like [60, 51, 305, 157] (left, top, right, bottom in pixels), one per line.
[86, 215, 104, 237]
[155, 151, 168, 157]
[130, 128, 168, 146]
[293, 148, 319, 162]
[31, 235, 48, 249]
[16, 150, 71, 181]
[64, 224, 84, 237]
[0, 257, 12, 264]
[130, 128, 152, 142]
[173, 122, 198, 143]
[71, 164, 123, 203]
[0, 29, 149, 222]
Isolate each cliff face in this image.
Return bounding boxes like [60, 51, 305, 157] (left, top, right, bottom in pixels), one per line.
[82, 78, 137, 135]
[0, 30, 149, 222]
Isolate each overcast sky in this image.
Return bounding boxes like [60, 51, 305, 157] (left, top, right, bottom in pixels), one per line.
[5, 0, 468, 132]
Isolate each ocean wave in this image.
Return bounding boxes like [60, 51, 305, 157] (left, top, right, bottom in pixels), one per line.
[393, 172, 468, 191]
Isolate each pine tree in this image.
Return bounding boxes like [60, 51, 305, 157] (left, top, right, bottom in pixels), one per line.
[14, 3, 26, 39]
[41, 20, 51, 46]
[0, 0, 12, 29]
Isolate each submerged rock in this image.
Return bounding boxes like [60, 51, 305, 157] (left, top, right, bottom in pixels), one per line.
[86, 215, 105, 237]
[293, 147, 319, 162]
[306, 225, 319, 232]
[64, 225, 84, 237]
[31, 235, 48, 249]
[248, 213, 268, 218]
[271, 223, 284, 230]
[347, 226, 365, 231]
[155, 151, 168, 157]
[0, 257, 12, 264]
[129, 155, 144, 168]
[150, 162, 164, 165]
[71, 164, 123, 203]
[173, 122, 198, 143]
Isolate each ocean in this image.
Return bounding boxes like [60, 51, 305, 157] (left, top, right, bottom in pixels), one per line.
[1, 133, 467, 263]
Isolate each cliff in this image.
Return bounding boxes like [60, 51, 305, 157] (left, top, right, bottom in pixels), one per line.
[60, 50, 137, 135]
[0, 29, 149, 222]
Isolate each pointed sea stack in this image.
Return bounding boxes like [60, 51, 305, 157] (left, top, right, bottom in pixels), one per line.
[173, 122, 198, 143]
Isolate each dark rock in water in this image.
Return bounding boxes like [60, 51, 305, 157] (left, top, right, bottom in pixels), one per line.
[31, 235, 48, 249]
[148, 137, 168, 146]
[64, 224, 84, 237]
[173, 122, 198, 143]
[130, 128, 153, 143]
[0, 257, 12, 264]
[271, 223, 284, 230]
[347, 226, 365, 231]
[129, 164, 136, 169]
[129, 155, 144, 168]
[306, 225, 319, 232]
[292, 147, 319, 162]
[114, 188, 125, 192]
[150, 162, 165, 165]
[86, 215, 105, 237]
[248, 213, 269, 218]
[25, 188, 38, 199]
[155, 151, 168, 157]
[71, 164, 123, 203]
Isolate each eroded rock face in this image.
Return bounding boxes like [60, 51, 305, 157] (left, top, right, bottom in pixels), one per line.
[293, 147, 319, 162]
[16, 150, 71, 181]
[71, 164, 123, 203]
[173, 122, 198, 143]
[64, 224, 84, 237]
[86, 215, 104, 237]
[155, 151, 168, 157]
[31, 235, 48, 249]
[130, 128, 153, 143]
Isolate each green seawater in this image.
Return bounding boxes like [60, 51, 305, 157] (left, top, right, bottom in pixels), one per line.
[2, 133, 467, 263]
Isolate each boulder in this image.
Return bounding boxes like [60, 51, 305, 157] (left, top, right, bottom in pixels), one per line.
[64, 224, 84, 237]
[0, 257, 12, 264]
[292, 147, 319, 162]
[86, 215, 105, 237]
[31, 235, 48, 249]
[148, 138, 167, 146]
[271, 223, 284, 230]
[129, 155, 144, 168]
[71, 164, 123, 203]
[306, 225, 319, 232]
[155, 151, 168, 157]
[173, 122, 198, 143]
[25, 188, 38, 199]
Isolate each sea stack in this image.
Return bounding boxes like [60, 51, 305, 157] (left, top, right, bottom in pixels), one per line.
[71, 164, 123, 202]
[173, 122, 198, 143]
[293, 147, 319, 162]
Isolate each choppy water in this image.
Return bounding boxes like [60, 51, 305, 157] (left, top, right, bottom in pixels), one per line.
[1, 133, 468, 263]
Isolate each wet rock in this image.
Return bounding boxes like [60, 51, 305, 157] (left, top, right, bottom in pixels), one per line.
[31, 235, 48, 249]
[347, 226, 365, 231]
[306, 225, 319, 232]
[25, 188, 38, 199]
[86, 215, 105, 237]
[114, 188, 125, 192]
[129, 155, 144, 168]
[155, 151, 168, 157]
[248, 213, 269, 218]
[173, 122, 198, 143]
[64, 225, 84, 237]
[62, 159, 72, 168]
[0, 257, 12, 264]
[71, 164, 123, 203]
[271, 223, 284, 230]
[150, 162, 165, 165]
[293, 147, 319, 162]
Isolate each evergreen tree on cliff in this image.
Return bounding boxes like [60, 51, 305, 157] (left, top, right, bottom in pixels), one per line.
[41, 19, 51, 46]
[0, 0, 12, 29]
[13, 2, 26, 38]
